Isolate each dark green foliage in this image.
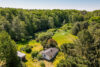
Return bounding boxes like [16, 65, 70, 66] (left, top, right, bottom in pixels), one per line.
[75, 22, 100, 67]
[24, 45, 32, 53]
[47, 38, 58, 48]
[0, 8, 100, 67]
[37, 54, 43, 60]
[31, 51, 38, 58]
[0, 31, 21, 67]
[40, 62, 45, 67]
[57, 56, 89, 67]
[36, 32, 53, 42]
[61, 23, 72, 31]
[57, 59, 68, 67]
[72, 22, 81, 35]
[78, 30, 93, 45]
[72, 21, 89, 35]
[0, 8, 97, 42]
[47, 29, 57, 34]
[89, 16, 100, 23]
[36, 32, 55, 48]
[21, 62, 26, 67]
[60, 43, 76, 56]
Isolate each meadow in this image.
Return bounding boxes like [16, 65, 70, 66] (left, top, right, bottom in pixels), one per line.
[53, 30, 77, 47]
[16, 29, 77, 67]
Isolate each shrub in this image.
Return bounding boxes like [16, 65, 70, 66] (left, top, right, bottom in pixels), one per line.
[40, 62, 45, 67]
[61, 24, 72, 31]
[37, 54, 43, 60]
[24, 45, 32, 53]
[31, 51, 38, 58]
[47, 29, 57, 34]
[36, 32, 54, 48]
[21, 62, 26, 67]
[47, 38, 58, 48]
[20, 47, 25, 51]
[72, 22, 89, 35]
[57, 59, 68, 67]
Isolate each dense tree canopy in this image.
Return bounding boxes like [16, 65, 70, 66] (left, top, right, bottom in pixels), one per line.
[0, 7, 100, 67]
[0, 8, 99, 42]
[0, 31, 20, 67]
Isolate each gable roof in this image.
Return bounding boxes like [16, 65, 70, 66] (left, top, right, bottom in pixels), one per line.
[41, 48, 59, 59]
[17, 51, 26, 58]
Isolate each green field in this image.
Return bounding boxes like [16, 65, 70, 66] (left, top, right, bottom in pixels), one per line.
[53, 30, 77, 47]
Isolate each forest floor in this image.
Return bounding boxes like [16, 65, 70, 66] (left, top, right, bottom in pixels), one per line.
[17, 30, 77, 67]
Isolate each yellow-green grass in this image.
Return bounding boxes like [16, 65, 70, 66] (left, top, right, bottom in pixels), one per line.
[17, 40, 54, 67]
[53, 52, 65, 67]
[53, 30, 77, 47]
[16, 30, 77, 67]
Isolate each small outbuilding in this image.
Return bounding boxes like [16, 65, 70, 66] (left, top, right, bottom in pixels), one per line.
[40, 48, 59, 61]
[17, 51, 26, 61]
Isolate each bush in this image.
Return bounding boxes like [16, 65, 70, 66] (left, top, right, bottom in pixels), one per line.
[61, 24, 72, 31]
[37, 54, 43, 60]
[20, 47, 25, 51]
[47, 38, 58, 48]
[47, 29, 57, 34]
[57, 59, 68, 67]
[72, 22, 89, 35]
[24, 45, 32, 53]
[31, 51, 38, 58]
[21, 62, 26, 67]
[35, 32, 54, 48]
[40, 62, 45, 67]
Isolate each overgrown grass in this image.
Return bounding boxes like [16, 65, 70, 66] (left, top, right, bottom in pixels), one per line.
[17, 40, 43, 67]
[53, 52, 65, 67]
[53, 30, 77, 47]
[17, 29, 77, 67]
[17, 40, 54, 67]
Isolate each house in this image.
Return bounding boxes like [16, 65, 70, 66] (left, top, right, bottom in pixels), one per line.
[17, 51, 26, 61]
[40, 48, 59, 61]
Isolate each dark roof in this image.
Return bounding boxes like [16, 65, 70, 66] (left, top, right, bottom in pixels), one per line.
[41, 48, 59, 59]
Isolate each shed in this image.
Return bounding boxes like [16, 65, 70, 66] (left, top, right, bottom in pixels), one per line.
[17, 51, 26, 61]
[40, 48, 59, 61]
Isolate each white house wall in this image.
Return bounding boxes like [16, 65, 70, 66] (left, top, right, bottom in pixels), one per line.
[45, 55, 50, 60]
[42, 54, 50, 60]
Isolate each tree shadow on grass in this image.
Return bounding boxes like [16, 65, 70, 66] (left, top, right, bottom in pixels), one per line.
[16, 40, 29, 45]
[23, 59, 28, 62]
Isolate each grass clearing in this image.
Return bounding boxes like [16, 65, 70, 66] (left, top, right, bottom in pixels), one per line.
[17, 29, 77, 67]
[17, 40, 54, 67]
[53, 30, 77, 47]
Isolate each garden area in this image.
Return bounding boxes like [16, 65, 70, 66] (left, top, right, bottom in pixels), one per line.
[16, 27, 77, 67]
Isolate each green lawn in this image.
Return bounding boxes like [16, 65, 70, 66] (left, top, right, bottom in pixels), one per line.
[53, 30, 77, 47]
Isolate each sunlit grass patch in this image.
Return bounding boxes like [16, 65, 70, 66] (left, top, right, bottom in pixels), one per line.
[53, 30, 77, 47]
[28, 40, 43, 52]
[53, 52, 65, 67]
[16, 30, 77, 67]
[17, 40, 43, 67]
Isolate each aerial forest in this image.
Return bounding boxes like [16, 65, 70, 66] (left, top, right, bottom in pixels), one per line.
[0, 8, 100, 67]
